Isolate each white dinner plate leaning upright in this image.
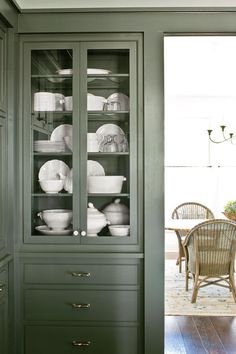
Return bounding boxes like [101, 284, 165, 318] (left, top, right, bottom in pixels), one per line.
[96, 123, 126, 143]
[38, 159, 70, 180]
[50, 124, 73, 142]
[87, 160, 105, 176]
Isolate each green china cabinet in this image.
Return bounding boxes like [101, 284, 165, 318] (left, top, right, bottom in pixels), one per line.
[19, 33, 143, 353]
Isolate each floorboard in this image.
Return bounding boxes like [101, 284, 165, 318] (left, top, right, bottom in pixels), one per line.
[165, 316, 236, 354]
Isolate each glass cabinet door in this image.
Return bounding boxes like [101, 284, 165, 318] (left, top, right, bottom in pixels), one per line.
[22, 38, 142, 249]
[80, 42, 140, 247]
[23, 43, 80, 244]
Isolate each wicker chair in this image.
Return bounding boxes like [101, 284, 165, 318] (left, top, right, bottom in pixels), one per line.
[183, 219, 236, 303]
[171, 202, 215, 273]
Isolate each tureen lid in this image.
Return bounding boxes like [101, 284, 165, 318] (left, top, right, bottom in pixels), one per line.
[102, 199, 129, 213]
[87, 202, 106, 218]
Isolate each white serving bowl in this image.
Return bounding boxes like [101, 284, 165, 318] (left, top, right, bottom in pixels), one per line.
[39, 179, 64, 194]
[87, 133, 99, 152]
[87, 202, 109, 236]
[87, 176, 126, 194]
[37, 209, 73, 230]
[108, 225, 130, 236]
[87, 93, 107, 111]
[102, 199, 130, 225]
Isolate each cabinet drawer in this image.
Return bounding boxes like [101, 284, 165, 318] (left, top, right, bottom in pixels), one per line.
[0, 268, 7, 300]
[24, 263, 138, 285]
[25, 325, 138, 354]
[25, 289, 138, 322]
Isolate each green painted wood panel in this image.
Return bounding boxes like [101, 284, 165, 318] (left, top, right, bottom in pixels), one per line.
[0, 23, 6, 115]
[24, 263, 138, 285]
[0, 118, 7, 254]
[0, 265, 8, 354]
[25, 325, 139, 354]
[24, 289, 138, 321]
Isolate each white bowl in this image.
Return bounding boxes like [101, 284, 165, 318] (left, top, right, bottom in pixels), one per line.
[108, 225, 130, 236]
[39, 179, 64, 194]
[87, 133, 99, 152]
[37, 209, 73, 230]
[87, 176, 126, 194]
[87, 93, 107, 111]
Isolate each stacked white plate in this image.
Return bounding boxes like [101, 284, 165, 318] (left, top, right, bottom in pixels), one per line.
[34, 140, 66, 153]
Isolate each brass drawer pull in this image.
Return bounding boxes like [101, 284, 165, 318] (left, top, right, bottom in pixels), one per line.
[72, 340, 91, 347]
[72, 303, 90, 309]
[71, 272, 91, 278]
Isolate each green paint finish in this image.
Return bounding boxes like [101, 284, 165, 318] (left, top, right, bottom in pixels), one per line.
[0, 264, 8, 354]
[25, 325, 139, 354]
[24, 263, 139, 285]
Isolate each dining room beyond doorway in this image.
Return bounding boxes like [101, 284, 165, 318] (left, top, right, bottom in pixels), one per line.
[164, 35, 236, 315]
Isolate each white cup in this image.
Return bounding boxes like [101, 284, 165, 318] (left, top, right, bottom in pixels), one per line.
[54, 93, 65, 111]
[87, 133, 99, 152]
[64, 96, 73, 111]
[34, 92, 56, 111]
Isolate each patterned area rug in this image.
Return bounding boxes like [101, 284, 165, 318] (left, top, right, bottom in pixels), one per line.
[165, 260, 236, 316]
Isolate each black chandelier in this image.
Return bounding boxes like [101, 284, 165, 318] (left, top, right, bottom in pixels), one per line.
[207, 125, 236, 144]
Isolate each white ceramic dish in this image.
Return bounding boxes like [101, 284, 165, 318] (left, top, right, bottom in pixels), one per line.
[35, 225, 72, 236]
[57, 69, 73, 75]
[34, 141, 66, 153]
[102, 199, 130, 225]
[96, 124, 128, 152]
[87, 202, 109, 236]
[87, 133, 99, 152]
[50, 124, 73, 142]
[106, 92, 129, 111]
[87, 93, 107, 111]
[87, 68, 111, 75]
[87, 176, 126, 194]
[37, 209, 73, 229]
[108, 225, 130, 236]
[38, 179, 64, 194]
[63, 136, 72, 151]
[87, 160, 105, 177]
[34, 92, 56, 111]
[38, 159, 70, 181]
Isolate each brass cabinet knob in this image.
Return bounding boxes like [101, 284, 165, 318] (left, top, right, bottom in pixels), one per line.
[73, 230, 79, 236]
[80, 230, 86, 236]
[0, 284, 4, 292]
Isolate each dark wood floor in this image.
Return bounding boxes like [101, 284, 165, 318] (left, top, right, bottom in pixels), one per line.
[165, 316, 236, 354]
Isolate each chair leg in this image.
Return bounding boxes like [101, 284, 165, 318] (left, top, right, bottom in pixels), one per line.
[191, 275, 199, 303]
[229, 274, 236, 302]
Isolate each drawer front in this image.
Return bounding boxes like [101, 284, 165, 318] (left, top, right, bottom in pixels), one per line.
[25, 289, 138, 322]
[24, 263, 138, 285]
[0, 268, 7, 300]
[25, 326, 139, 354]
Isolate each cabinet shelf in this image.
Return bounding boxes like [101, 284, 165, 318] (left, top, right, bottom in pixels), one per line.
[88, 152, 129, 156]
[32, 193, 72, 197]
[88, 193, 129, 197]
[33, 152, 72, 156]
[88, 111, 129, 121]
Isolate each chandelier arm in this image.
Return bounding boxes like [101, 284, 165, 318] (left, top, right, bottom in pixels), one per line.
[207, 129, 232, 144]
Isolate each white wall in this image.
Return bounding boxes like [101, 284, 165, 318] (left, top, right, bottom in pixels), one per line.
[165, 36, 236, 220]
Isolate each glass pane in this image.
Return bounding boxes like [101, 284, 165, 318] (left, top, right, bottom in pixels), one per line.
[87, 49, 130, 238]
[31, 49, 73, 237]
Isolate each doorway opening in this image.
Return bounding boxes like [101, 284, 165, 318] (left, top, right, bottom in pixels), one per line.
[164, 35, 236, 316]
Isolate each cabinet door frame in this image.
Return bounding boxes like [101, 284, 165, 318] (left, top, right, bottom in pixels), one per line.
[21, 41, 81, 245]
[0, 118, 7, 253]
[19, 33, 143, 252]
[0, 23, 6, 116]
